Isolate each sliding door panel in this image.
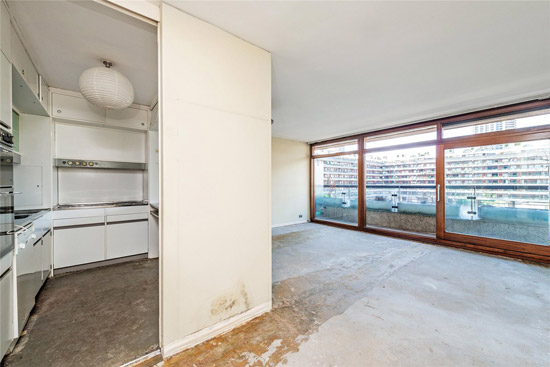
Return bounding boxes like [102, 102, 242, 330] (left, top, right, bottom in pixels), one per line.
[444, 140, 549, 246]
[313, 154, 358, 225]
[365, 146, 436, 234]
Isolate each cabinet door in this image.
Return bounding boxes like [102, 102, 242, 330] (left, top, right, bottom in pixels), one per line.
[106, 107, 148, 130]
[0, 2, 10, 61]
[0, 51, 11, 131]
[52, 93, 106, 124]
[32, 238, 42, 295]
[25, 62, 38, 98]
[106, 220, 148, 259]
[53, 225, 105, 269]
[10, 27, 26, 80]
[41, 231, 52, 281]
[0, 268, 13, 359]
[39, 76, 49, 113]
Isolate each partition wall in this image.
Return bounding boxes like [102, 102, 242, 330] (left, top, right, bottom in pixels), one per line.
[310, 99, 550, 263]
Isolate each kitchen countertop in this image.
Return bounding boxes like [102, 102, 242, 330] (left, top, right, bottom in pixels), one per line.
[14, 209, 50, 231]
[54, 201, 149, 211]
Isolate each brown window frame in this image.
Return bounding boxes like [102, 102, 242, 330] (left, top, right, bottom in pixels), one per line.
[310, 99, 550, 263]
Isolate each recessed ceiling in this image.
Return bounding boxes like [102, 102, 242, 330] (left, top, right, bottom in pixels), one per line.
[7, 0, 158, 106]
[167, 1, 550, 142]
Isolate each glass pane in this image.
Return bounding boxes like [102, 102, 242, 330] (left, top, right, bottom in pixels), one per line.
[443, 109, 550, 139]
[365, 126, 437, 149]
[365, 146, 436, 234]
[314, 154, 358, 224]
[313, 140, 358, 156]
[445, 140, 549, 246]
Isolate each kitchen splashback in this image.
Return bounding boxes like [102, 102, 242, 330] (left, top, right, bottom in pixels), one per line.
[57, 167, 143, 204]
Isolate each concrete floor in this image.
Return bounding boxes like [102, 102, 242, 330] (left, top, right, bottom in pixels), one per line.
[2, 259, 159, 367]
[163, 223, 550, 367]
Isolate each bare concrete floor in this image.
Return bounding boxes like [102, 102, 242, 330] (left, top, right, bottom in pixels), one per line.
[2, 259, 159, 367]
[163, 223, 550, 367]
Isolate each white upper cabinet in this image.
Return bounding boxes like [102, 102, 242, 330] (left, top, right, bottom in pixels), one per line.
[0, 51, 11, 131]
[52, 90, 148, 131]
[106, 106, 148, 130]
[0, 2, 10, 60]
[10, 24, 38, 97]
[52, 92, 106, 124]
[39, 75, 49, 113]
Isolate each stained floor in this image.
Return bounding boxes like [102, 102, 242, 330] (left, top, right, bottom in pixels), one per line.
[2, 259, 159, 367]
[162, 223, 550, 367]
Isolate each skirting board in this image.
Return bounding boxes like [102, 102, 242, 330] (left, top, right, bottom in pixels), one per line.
[162, 301, 272, 358]
[272, 220, 308, 228]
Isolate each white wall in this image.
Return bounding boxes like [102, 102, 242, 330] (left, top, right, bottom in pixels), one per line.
[53, 123, 147, 205]
[14, 114, 52, 210]
[160, 3, 271, 354]
[272, 138, 310, 226]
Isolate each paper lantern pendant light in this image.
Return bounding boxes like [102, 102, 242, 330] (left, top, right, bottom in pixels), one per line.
[79, 61, 134, 109]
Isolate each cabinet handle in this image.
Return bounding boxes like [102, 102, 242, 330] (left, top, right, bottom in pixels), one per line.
[57, 110, 62, 114]
[437, 184, 440, 202]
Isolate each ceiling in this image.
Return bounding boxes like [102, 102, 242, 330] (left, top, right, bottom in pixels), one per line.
[167, 1, 550, 142]
[7, 0, 158, 106]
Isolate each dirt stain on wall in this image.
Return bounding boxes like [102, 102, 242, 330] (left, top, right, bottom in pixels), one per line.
[211, 283, 250, 317]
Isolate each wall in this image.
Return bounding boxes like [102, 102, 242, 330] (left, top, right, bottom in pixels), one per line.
[160, 3, 271, 354]
[54, 123, 146, 205]
[271, 138, 310, 226]
[14, 114, 52, 210]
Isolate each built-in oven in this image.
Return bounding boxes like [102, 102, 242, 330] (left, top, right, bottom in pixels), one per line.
[0, 128, 15, 259]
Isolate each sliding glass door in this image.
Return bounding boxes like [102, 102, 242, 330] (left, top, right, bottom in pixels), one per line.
[365, 146, 436, 234]
[444, 140, 550, 246]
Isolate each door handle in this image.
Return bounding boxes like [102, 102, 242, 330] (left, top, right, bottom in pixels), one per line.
[0, 191, 21, 196]
[437, 184, 440, 202]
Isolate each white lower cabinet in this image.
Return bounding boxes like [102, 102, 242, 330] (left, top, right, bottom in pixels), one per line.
[0, 268, 13, 359]
[106, 220, 148, 259]
[53, 225, 105, 268]
[41, 231, 52, 280]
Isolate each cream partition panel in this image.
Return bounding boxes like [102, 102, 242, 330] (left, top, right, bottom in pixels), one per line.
[272, 138, 310, 227]
[160, 4, 272, 355]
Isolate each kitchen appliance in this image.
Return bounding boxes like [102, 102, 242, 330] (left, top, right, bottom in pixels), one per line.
[54, 158, 146, 170]
[0, 128, 15, 259]
[0, 128, 15, 358]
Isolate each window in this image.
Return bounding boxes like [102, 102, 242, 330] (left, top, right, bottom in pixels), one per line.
[442, 109, 550, 139]
[365, 126, 437, 149]
[445, 140, 549, 246]
[365, 146, 436, 234]
[313, 154, 358, 224]
[313, 140, 358, 156]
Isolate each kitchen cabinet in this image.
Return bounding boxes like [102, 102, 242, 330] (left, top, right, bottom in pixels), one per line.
[0, 51, 11, 131]
[53, 224, 105, 268]
[39, 75, 49, 113]
[41, 231, 52, 281]
[0, 268, 13, 359]
[52, 206, 149, 269]
[15, 232, 35, 334]
[52, 93, 106, 124]
[149, 102, 158, 129]
[106, 106, 148, 131]
[0, 2, 10, 61]
[31, 235, 42, 296]
[10, 26, 38, 97]
[106, 219, 148, 259]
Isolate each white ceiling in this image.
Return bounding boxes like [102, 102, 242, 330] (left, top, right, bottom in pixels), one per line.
[167, 1, 550, 142]
[7, 0, 158, 106]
